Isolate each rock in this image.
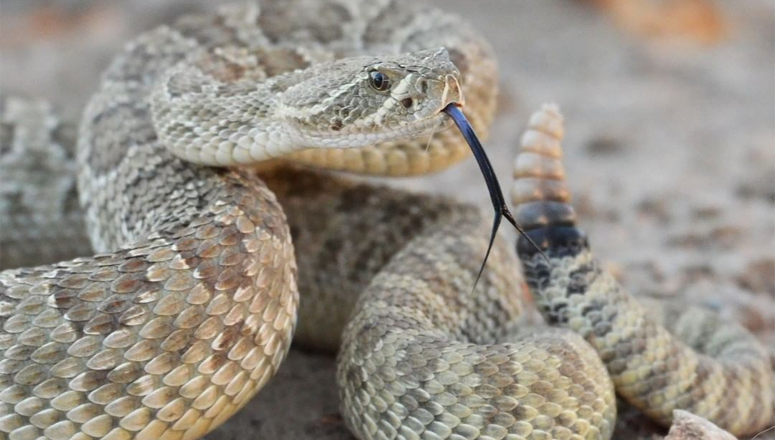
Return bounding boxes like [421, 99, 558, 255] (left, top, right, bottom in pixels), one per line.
[665, 411, 738, 440]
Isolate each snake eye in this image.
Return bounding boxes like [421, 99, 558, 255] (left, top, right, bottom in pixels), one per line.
[368, 70, 390, 92]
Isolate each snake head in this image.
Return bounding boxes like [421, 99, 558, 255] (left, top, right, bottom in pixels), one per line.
[278, 47, 463, 148]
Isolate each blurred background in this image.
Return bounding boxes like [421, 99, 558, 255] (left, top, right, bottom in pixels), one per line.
[2, 0, 773, 438]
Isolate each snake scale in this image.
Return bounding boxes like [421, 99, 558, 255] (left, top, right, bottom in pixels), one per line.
[0, 1, 772, 439]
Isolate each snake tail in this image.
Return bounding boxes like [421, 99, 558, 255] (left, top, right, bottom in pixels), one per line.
[510, 104, 775, 436]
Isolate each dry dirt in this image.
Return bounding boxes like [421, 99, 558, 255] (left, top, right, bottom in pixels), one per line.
[1, 1, 773, 438]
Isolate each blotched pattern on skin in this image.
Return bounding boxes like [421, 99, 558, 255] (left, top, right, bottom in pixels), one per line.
[512, 104, 774, 437]
[0, 98, 90, 269]
[1, 1, 503, 438]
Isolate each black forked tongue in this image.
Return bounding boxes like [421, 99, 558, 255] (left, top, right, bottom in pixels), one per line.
[443, 104, 548, 290]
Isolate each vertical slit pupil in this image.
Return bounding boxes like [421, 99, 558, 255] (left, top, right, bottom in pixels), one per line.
[370, 71, 389, 91]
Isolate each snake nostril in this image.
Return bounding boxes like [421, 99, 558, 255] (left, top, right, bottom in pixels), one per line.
[401, 98, 413, 109]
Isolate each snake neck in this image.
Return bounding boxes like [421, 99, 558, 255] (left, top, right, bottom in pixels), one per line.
[150, 59, 308, 167]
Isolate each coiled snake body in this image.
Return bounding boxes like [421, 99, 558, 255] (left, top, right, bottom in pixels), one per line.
[0, 1, 772, 439]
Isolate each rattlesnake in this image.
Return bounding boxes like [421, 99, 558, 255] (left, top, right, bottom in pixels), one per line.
[0, 1, 772, 439]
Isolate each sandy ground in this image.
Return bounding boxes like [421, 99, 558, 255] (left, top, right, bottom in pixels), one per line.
[1, 1, 774, 438]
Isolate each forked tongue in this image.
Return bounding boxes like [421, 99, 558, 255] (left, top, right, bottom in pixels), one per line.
[443, 104, 547, 289]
